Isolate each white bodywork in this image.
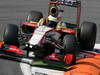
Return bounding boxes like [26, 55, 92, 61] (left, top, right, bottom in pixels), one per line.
[29, 26, 52, 45]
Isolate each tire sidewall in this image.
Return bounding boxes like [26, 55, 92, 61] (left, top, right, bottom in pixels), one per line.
[3, 24, 19, 45]
[79, 22, 97, 50]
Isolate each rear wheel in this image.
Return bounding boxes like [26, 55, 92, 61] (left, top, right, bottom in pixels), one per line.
[79, 22, 97, 50]
[22, 11, 43, 33]
[26, 10, 43, 22]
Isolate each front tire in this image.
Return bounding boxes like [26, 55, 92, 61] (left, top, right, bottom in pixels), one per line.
[63, 35, 78, 65]
[3, 24, 19, 46]
[63, 35, 78, 54]
[79, 22, 97, 50]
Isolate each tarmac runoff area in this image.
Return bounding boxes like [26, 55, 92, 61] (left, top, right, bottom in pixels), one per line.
[20, 44, 100, 75]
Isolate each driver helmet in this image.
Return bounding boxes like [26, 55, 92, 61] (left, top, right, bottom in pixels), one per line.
[47, 15, 58, 28]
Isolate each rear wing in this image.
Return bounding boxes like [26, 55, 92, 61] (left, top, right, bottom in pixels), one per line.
[49, 0, 81, 7]
[49, 0, 81, 25]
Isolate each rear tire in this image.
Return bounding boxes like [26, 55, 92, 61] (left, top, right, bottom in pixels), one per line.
[79, 22, 97, 50]
[26, 10, 43, 22]
[22, 11, 43, 33]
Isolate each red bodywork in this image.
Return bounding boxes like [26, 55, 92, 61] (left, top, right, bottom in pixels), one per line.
[56, 28, 76, 34]
[45, 50, 100, 65]
[22, 22, 76, 35]
[4, 45, 23, 55]
[45, 53, 74, 65]
[22, 22, 38, 28]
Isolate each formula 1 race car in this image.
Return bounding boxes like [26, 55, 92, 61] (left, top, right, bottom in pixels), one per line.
[0, 0, 97, 65]
[0, 0, 99, 75]
[0, 0, 97, 60]
[20, 0, 97, 51]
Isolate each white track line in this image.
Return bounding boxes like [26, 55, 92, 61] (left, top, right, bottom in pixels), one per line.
[20, 63, 31, 75]
[20, 59, 33, 75]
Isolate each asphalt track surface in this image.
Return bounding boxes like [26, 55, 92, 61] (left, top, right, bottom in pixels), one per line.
[0, 0, 100, 75]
